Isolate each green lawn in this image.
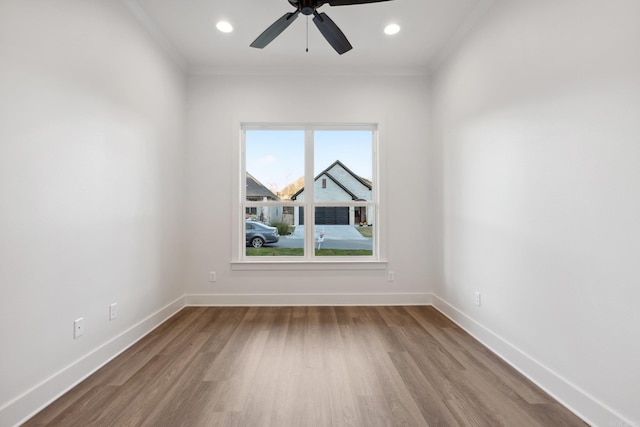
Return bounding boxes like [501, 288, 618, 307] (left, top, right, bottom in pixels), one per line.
[246, 248, 372, 256]
[355, 226, 373, 238]
[315, 248, 373, 256]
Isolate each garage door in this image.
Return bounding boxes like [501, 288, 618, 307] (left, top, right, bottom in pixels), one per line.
[315, 207, 349, 225]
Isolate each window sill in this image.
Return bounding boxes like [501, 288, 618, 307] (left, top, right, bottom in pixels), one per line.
[230, 260, 388, 271]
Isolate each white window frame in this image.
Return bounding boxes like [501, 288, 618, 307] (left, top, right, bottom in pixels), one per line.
[231, 123, 387, 270]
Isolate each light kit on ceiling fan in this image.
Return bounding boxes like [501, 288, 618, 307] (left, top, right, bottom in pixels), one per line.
[250, 0, 394, 55]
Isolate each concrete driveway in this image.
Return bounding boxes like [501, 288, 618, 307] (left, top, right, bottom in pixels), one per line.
[287, 225, 367, 240]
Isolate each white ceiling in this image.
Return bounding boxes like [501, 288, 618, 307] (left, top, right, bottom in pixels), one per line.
[126, 0, 490, 75]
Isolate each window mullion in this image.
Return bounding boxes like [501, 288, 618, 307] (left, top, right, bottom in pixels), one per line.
[304, 128, 315, 259]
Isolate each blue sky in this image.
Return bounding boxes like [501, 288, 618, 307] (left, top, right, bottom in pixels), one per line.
[246, 129, 373, 191]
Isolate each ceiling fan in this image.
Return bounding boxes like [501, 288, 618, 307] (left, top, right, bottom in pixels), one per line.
[250, 0, 393, 55]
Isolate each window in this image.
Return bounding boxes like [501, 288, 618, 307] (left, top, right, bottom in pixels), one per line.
[237, 124, 380, 263]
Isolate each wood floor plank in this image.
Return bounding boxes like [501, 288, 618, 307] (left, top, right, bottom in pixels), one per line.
[138, 352, 219, 427]
[389, 325, 502, 426]
[239, 307, 294, 427]
[450, 326, 552, 405]
[22, 306, 588, 427]
[200, 307, 249, 353]
[23, 385, 119, 427]
[349, 314, 429, 426]
[387, 351, 461, 427]
[356, 395, 395, 427]
[99, 332, 211, 426]
[324, 347, 360, 427]
[203, 307, 274, 382]
[104, 307, 208, 388]
[405, 306, 552, 405]
[445, 397, 495, 427]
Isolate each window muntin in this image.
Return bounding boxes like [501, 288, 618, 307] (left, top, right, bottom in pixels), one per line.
[241, 124, 377, 261]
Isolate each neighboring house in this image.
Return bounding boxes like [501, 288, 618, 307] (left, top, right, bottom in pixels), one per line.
[246, 172, 282, 224]
[290, 160, 373, 226]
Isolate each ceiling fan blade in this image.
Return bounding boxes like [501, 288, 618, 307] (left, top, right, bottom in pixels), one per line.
[250, 12, 300, 49]
[313, 12, 353, 55]
[323, 0, 392, 6]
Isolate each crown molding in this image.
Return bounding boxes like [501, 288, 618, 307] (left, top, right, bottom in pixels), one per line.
[428, 0, 496, 73]
[119, 0, 188, 71]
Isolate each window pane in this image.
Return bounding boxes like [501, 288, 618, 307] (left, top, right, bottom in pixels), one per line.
[313, 206, 374, 257]
[240, 125, 378, 262]
[313, 130, 373, 202]
[245, 130, 304, 202]
[245, 205, 304, 257]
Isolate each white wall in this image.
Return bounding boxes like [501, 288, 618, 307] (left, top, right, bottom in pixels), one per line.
[183, 74, 436, 303]
[0, 1, 186, 424]
[432, 0, 640, 425]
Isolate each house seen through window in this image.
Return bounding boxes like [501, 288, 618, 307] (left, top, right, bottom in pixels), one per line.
[241, 125, 377, 260]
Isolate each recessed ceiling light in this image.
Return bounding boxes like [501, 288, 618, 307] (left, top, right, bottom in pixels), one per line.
[216, 21, 233, 33]
[384, 24, 400, 35]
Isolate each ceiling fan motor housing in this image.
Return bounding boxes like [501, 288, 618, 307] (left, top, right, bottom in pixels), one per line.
[300, 0, 316, 15]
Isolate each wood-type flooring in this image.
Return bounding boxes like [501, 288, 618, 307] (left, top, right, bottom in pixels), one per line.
[24, 306, 588, 426]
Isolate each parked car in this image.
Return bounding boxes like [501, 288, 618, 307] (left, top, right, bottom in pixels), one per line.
[246, 220, 280, 248]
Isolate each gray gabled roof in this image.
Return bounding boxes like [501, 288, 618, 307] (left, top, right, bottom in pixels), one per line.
[290, 160, 371, 201]
[246, 172, 279, 200]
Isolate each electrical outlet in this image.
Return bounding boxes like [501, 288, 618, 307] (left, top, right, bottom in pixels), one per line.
[74, 318, 85, 338]
[475, 291, 481, 307]
[388, 271, 395, 282]
[209, 271, 217, 282]
[109, 303, 118, 320]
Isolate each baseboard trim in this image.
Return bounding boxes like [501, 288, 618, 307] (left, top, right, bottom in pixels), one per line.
[431, 294, 634, 427]
[185, 292, 433, 306]
[1, 295, 186, 427]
